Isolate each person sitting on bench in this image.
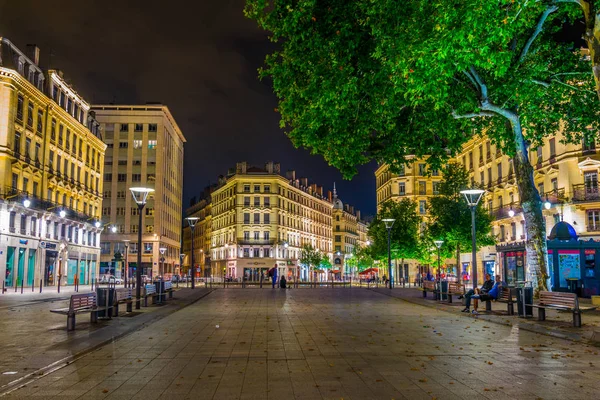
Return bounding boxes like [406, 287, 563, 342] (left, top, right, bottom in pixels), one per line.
[461, 274, 494, 314]
[469, 274, 505, 314]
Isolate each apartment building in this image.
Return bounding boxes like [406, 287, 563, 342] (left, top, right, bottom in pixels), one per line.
[0, 38, 105, 288]
[182, 162, 369, 282]
[92, 105, 185, 280]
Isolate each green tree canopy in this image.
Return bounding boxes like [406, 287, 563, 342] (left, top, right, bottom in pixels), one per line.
[299, 244, 322, 269]
[427, 163, 495, 270]
[246, 0, 600, 292]
[368, 199, 423, 264]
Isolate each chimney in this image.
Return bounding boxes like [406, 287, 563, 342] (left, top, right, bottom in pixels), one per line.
[26, 44, 40, 65]
[300, 177, 308, 187]
[327, 191, 333, 202]
[356, 210, 361, 220]
[274, 163, 281, 174]
[286, 170, 296, 181]
[318, 186, 323, 196]
[265, 161, 274, 173]
[236, 162, 247, 174]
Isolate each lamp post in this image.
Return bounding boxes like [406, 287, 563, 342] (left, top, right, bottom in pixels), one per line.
[179, 253, 185, 284]
[123, 240, 130, 288]
[434, 240, 444, 300]
[382, 218, 395, 289]
[130, 187, 154, 309]
[159, 247, 167, 279]
[186, 217, 199, 289]
[460, 189, 485, 289]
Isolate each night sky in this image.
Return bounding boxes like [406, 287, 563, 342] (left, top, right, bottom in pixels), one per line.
[0, 0, 377, 216]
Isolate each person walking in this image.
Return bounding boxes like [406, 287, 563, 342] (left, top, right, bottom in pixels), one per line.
[270, 264, 278, 289]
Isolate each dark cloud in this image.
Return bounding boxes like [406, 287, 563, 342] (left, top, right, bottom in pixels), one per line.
[0, 0, 377, 215]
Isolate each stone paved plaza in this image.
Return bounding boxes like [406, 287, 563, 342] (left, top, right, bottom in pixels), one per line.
[4, 288, 600, 399]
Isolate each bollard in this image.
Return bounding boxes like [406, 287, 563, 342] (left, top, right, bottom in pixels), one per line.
[40, 279, 43, 293]
[21, 278, 24, 294]
[2, 280, 4, 294]
[58, 276, 61, 293]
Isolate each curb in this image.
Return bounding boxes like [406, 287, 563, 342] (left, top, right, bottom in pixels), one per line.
[0, 289, 214, 397]
[369, 288, 598, 346]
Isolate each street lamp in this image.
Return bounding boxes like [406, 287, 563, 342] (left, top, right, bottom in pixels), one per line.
[130, 187, 154, 309]
[460, 189, 485, 289]
[123, 240, 130, 287]
[59, 209, 66, 218]
[186, 216, 199, 289]
[159, 247, 167, 278]
[94, 221, 102, 229]
[382, 218, 396, 289]
[23, 198, 31, 208]
[111, 225, 117, 233]
[544, 198, 552, 210]
[434, 239, 444, 300]
[508, 207, 515, 217]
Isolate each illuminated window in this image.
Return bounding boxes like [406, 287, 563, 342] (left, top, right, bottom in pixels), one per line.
[148, 140, 157, 149]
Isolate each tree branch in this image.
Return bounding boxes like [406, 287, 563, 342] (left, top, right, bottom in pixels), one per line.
[452, 110, 496, 119]
[469, 66, 488, 100]
[553, 0, 583, 8]
[518, 5, 559, 64]
[531, 79, 551, 87]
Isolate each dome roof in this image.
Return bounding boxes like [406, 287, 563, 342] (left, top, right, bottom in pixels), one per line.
[548, 221, 578, 241]
[333, 198, 343, 210]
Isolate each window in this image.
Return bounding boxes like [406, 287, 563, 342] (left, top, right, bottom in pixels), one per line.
[102, 207, 110, 216]
[418, 163, 426, 176]
[116, 207, 125, 216]
[100, 242, 111, 255]
[419, 200, 426, 215]
[27, 100, 33, 128]
[52, 87, 59, 101]
[551, 178, 558, 191]
[497, 163, 503, 182]
[432, 181, 440, 195]
[13, 132, 21, 154]
[254, 185, 261, 192]
[244, 231, 250, 240]
[468, 152, 473, 169]
[146, 208, 154, 216]
[37, 110, 43, 132]
[264, 198, 270, 207]
[537, 146, 542, 163]
[148, 123, 157, 132]
[117, 191, 125, 198]
[583, 137, 596, 153]
[254, 213, 260, 224]
[17, 95, 24, 121]
[243, 248, 250, 258]
[549, 137, 556, 159]
[147, 140, 157, 149]
[131, 225, 138, 233]
[254, 231, 260, 240]
[133, 140, 143, 149]
[134, 123, 143, 132]
[119, 142, 128, 148]
[399, 182, 406, 196]
[264, 185, 270, 193]
[120, 124, 128, 132]
[480, 171, 485, 185]
[478, 144, 483, 163]
[254, 197, 260, 206]
[500, 225, 505, 241]
[264, 213, 270, 224]
[144, 243, 153, 253]
[253, 248, 260, 258]
[335, 235, 341, 242]
[431, 168, 439, 177]
[511, 222, 517, 240]
[33, 181, 38, 196]
[145, 225, 154, 233]
[118, 159, 127, 165]
[244, 196, 250, 206]
[117, 173, 127, 182]
[264, 248, 270, 257]
[588, 210, 600, 230]
[22, 177, 28, 193]
[538, 183, 544, 196]
[398, 164, 405, 176]
[244, 185, 250, 193]
[244, 213, 250, 224]
[418, 181, 426, 195]
[51, 119, 56, 140]
[35, 142, 40, 162]
[132, 174, 141, 182]
[264, 232, 270, 240]
[58, 125, 63, 145]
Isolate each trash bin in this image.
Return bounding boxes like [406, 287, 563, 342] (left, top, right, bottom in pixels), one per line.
[515, 286, 533, 318]
[440, 281, 449, 301]
[154, 280, 166, 303]
[566, 278, 579, 295]
[96, 287, 115, 318]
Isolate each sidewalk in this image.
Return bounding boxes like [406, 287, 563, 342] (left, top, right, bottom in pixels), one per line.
[371, 286, 600, 344]
[0, 287, 214, 395]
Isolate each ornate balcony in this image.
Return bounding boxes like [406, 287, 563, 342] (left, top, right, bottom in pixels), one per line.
[572, 184, 600, 203]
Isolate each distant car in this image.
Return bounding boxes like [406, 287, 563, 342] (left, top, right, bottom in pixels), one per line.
[99, 274, 123, 284]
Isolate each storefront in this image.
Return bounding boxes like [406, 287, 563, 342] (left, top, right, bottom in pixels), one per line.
[497, 221, 600, 297]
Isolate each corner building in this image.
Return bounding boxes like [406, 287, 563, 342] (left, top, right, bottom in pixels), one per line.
[92, 105, 185, 280]
[0, 38, 105, 288]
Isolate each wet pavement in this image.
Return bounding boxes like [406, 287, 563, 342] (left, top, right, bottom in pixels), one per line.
[3, 288, 600, 399]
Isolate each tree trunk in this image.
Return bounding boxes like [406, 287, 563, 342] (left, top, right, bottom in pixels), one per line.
[456, 242, 460, 278]
[509, 119, 549, 296]
[582, 1, 600, 101]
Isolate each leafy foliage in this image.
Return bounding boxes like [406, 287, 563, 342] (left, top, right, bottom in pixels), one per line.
[368, 199, 423, 263]
[299, 244, 322, 269]
[427, 163, 495, 265]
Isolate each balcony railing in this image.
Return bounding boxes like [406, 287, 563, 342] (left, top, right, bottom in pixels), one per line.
[543, 188, 566, 204]
[572, 184, 600, 202]
[587, 225, 600, 232]
[238, 239, 276, 246]
[492, 205, 522, 220]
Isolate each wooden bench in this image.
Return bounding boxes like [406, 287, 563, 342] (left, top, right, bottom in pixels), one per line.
[528, 291, 596, 327]
[114, 288, 133, 316]
[444, 282, 465, 303]
[419, 280, 437, 298]
[50, 292, 103, 331]
[143, 284, 158, 307]
[164, 281, 174, 299]
[496, 287, 516, 315]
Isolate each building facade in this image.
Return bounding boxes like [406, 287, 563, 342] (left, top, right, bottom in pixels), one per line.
[182, 162, 369, 282]
[0, 38, 105, 289]
[92, 105, 185, 280]
[375, 128, 600, 287]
